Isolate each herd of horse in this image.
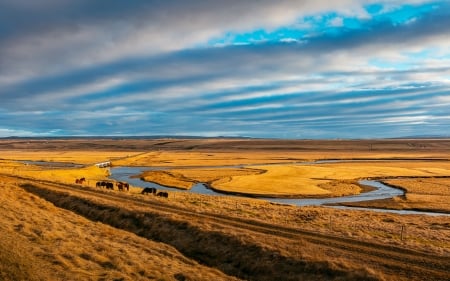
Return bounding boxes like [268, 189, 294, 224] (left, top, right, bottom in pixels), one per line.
[75, 178, 168, 198]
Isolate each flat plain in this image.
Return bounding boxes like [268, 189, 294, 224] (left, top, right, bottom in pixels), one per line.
[0, 138, 449, 280]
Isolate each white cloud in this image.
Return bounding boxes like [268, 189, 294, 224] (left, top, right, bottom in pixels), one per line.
[0, 0, 448, 138]
[328, 17, 344, 27]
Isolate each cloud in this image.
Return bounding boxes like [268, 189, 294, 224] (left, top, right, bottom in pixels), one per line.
[1, 0, 440, 83]
[328, 17, 344, 27]
[0, 0, 448, 138]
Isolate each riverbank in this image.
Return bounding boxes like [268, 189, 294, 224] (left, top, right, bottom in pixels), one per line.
[134, 161, 450, 199]
[333, 177, 450, 214]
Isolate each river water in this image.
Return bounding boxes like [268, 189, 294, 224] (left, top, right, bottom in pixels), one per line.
[18, 160, 448, 216]
[109, 166, 449, 216]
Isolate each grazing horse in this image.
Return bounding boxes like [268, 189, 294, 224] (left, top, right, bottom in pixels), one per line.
[75, 177, 86, 184]
[116, 182, 129, 191]
[96, 181, 107, 188]
[105, 182, 114, 190]
[156, 191, 169, 198]
[141, 187, 157, 195]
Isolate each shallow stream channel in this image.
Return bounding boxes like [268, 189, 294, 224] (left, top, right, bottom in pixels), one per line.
[20, 160, 448, 216]
[109, 166, 449, 216]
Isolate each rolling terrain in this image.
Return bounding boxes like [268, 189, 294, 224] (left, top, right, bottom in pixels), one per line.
[0, 138, 449, 280]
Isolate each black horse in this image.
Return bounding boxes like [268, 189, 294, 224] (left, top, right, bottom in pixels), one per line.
[105, 182, 114, 190]
[156, 191, 169, 198]
[141, 187, 157, 195]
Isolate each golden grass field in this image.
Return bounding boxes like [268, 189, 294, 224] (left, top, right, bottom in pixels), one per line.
[0, 175, 238, 281]
[0, 138, 450, 280]
[340, 177, 450, 213]
[140, 168, 264, 190]
[0, 150, 134, 165]
[137, 161, 450, 198]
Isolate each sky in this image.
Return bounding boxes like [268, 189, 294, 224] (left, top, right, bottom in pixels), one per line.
[0, 0, 449, 139]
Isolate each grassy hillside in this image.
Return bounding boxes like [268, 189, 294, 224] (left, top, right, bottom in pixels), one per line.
[0, 175, 239, 281]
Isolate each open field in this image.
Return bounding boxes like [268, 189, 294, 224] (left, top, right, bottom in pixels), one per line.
[211, 161, 450, 196]
[137, 161, 450, 198]
[0, 150, 136, 165]
[139, 168, 264, 190]
[338, 177, 450, 213]
[2, 138, 450, 164]
[2, 174, 450, 280]
[0, 175, 239, 281]
[1, 138, 450, 280]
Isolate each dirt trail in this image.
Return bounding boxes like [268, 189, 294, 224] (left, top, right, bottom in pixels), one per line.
[11, 175, 450, 281]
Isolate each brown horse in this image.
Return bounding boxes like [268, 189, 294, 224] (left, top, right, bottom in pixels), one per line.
[75, 177, 86, 184]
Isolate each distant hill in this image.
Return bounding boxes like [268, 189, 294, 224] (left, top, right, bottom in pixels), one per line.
[0, 135, 255, 140]
[392, 135, 450, 139]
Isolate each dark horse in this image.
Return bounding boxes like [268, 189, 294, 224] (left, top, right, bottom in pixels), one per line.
[96, 181, 107, 188]
[141, 187, 157, 195]
[156, 191, 169, 198]
[105, 182, 114, 190]
[116, 182, 130, 191]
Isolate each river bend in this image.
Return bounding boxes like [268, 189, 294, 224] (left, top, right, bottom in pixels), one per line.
[109, 166, 448, 216]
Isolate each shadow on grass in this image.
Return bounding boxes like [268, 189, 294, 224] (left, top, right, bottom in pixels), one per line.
[21, 183, 379, 281]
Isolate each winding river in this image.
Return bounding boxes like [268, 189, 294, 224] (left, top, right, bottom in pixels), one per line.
[109, 166, 449, 216]
[19, 160, 448, 216]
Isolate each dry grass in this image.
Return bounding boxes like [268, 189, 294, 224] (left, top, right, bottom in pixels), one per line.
[386, 178, 450, 196]
[1, 139, 450, 280]
[0, 175, 239, 281]
[9, 177, 450, 280]
[374, 178, 450, 213]
[0, 160, 108, 186]
[4, 149, 450, 199]
[332, 177, 450, 213]
[138, 161, 450, 197]
[140, 170, 196, 189]
[209, 161, 450, 196]
[1, 172, 449, 280]
[112, 149, 450, 167]
[15, 180, 386, 281]
[133, 190, 450, 257]
[0, 150, 135, 165]
[213, 165, 332, 196]
[140, 168, 263, 189]
[112, 150, 308, 167]
[317, 180, 363, 196]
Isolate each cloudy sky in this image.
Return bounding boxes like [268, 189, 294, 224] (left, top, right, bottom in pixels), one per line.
[1, 0, 449, 138]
